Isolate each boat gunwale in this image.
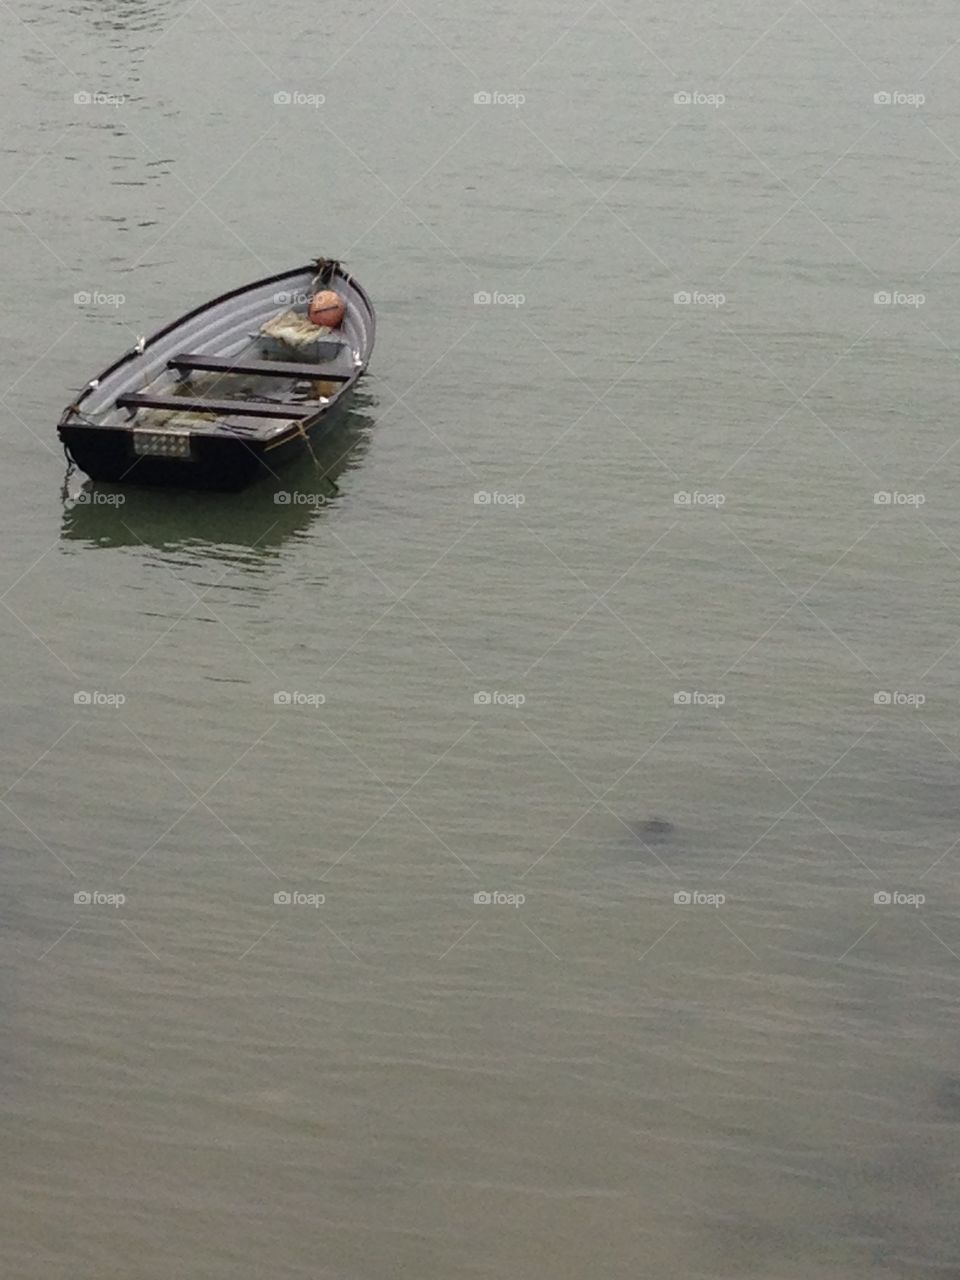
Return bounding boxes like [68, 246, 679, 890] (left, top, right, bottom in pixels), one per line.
[60, 262, 376, 422]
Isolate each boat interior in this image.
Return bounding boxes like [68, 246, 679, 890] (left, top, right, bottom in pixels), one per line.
[68, 264, 372, 444]
[116, 338, 358, 443]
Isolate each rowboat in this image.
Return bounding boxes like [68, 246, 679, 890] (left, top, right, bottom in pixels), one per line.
[58, 258, 376, 492]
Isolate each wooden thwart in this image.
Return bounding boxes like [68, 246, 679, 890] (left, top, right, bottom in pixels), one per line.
[168, 353, 352, 382]
[117, 392, 315, 420]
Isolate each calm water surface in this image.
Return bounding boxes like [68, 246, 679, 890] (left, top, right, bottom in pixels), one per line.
[3, 2, 960, 1276]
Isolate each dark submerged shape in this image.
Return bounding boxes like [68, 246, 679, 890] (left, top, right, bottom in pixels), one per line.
[58, 258, 376, 492]
[629, 817, 675, 843]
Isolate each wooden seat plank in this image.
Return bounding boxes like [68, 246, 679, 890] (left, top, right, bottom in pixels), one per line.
[117, 392, 315, 420]
[169, 353, 351, 382]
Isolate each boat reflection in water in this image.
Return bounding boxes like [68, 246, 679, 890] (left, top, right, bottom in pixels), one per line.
[60, 395, 376, 561]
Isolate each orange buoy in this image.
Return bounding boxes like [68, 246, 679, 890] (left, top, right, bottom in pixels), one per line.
[308, 289, 346, 329]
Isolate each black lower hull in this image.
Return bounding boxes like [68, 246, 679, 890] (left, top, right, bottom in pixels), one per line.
[59, 400, 349, 492]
